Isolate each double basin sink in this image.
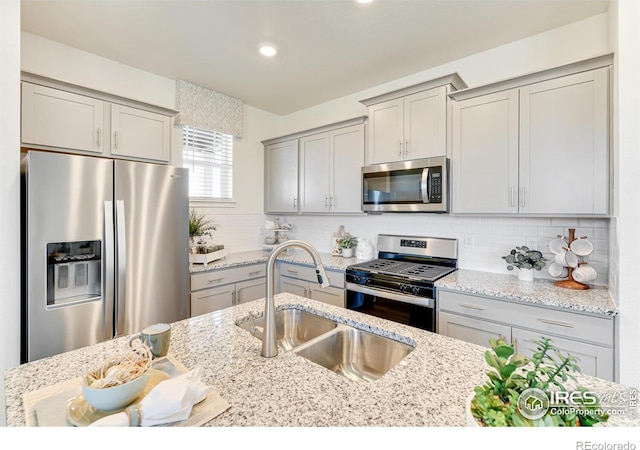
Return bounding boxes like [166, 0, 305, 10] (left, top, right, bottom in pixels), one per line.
[238, 308, 414, 382]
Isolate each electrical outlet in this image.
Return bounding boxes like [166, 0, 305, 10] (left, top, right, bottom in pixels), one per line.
[464, 235, 475, 248]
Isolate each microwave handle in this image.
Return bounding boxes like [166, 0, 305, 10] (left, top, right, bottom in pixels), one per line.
[421, 168, 430, 204]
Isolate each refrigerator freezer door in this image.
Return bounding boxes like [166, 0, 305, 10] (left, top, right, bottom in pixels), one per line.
[114, 160, 189, 336]
[22, 151, 114, 362]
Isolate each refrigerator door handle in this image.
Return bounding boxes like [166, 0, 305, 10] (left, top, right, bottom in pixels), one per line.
[115, 200, 127, 337]
[104, 201, 115, 339]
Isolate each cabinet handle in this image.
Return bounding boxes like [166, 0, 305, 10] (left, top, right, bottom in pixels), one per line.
[459, 303, 484, 311]
[329, 196, 333, 208]
[293, 196, 297, 208]
[325, 196, 329, 208]
[537, 318, 574, 328]
[405, 139, 409, 156]
[248, 270, 262, 276]
[287, 270, 299, 275]
[232, 291, 236, 306]
[510, 187, 515, 207]
[399, 140, 403, 157]
[207, 278, 224, 284]
[520, 187, 526, 207]
[512, 338, 518, 354]
[113, 131, 119, 149]
[236, 290, 241, 304]
[97, 128, 102, 148]
[304, 288, 308, 297]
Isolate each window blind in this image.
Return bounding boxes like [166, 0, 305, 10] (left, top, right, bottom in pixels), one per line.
[182, 125, 233, 200]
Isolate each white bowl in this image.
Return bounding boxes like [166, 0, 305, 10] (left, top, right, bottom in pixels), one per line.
[570, 238, 593, 256]
[82, 371, 150, 411]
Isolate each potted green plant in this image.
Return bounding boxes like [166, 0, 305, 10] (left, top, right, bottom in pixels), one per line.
[336, 234, 358, 258]
[189, 209, 218, 245]
[468, 337, 609, 427]
[502, 246, 548, 281]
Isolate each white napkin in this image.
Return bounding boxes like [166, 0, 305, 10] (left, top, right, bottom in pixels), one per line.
[90, 367, 213, 427]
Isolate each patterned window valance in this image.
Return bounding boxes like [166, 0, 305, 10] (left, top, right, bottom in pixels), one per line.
[175, 80, 243, 138]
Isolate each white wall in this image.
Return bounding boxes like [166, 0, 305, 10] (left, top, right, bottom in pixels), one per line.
[614, 0, 640, 388]
[0, 0, 21, 426]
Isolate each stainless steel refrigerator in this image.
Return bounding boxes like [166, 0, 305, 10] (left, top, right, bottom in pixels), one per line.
[21, 150, 190, 363]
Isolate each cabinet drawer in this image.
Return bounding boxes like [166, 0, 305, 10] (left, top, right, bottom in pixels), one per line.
[191, 263, 266, 292]
[278, 261, 344, 288]
[309, 285, 345, 308]
[438, 290, 614, 346]
[438, 311, 511, 348]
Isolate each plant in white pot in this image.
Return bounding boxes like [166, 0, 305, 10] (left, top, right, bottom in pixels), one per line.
[502, 246, 547, 281]
[336, 234, 358, 258]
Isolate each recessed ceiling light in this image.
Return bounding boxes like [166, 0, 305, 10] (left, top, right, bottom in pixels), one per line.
[355, 0, 374, 3]
[259, 44, 277, 57]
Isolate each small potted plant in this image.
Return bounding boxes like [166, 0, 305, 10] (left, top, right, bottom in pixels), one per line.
[468, 337, 609, 427]
[189, 209, 217, 245]
[502, 246, 547, 281]
[336, 233, 358, 258]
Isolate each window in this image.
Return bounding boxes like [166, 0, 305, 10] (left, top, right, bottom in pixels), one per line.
[182, 125, 233, 200]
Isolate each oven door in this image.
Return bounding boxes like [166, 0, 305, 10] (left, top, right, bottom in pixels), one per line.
[346, 282, 435, 332]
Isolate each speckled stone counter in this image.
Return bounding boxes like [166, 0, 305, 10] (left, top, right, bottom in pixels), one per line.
[435, 269, 618, 317]
[5, 294, 637, 427]
[189, 249, 363, 274]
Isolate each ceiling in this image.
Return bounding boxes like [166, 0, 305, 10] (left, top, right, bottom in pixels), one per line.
[20, 0, 609, 116]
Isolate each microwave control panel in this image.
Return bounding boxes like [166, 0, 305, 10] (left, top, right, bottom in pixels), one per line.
[427, 167, 442, 203]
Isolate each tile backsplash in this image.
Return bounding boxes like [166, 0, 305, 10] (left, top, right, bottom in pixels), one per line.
[271, 214, 610, 286]
[193, 210, 610, 287]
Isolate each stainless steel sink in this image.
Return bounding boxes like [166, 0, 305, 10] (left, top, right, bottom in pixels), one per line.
[295, 327, 414, 382]
[238, 308, 338, 351]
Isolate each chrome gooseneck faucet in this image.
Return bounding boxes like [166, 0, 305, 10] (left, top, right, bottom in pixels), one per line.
[260, 240, 329, 358]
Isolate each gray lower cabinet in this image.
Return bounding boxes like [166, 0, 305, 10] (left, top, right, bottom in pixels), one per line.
[438, 289, 615, 381]
[190, 263, 266, 317]
[277, 261, 345, 308]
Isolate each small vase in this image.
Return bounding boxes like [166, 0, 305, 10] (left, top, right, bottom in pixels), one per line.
[341, 247, 355, 258]
[466, 392, 481, 427]
[517, 268, 534, 282]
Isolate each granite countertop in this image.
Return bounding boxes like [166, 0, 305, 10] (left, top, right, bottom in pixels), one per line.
[435, 269, 618, 317]
[189, 249, 364, 274]
[5, 294, 637, 427]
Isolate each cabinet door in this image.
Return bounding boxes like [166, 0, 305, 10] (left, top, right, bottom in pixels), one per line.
[404, 87, 447, 160]
[265, 140, 299, 213]
[511, 327, 614, 381]
[111, 104, 171, 162]
[367, 98, 404, 164]
[330, 124, 364, 213]
[279, 277, 308, 297]
[299, 133, 331, 213]
[438, 311, 512, 348]
[451, 90, 519, 213]
[21, 82, 105, 154]
[308, 285, 344, 308]
[519, 68, 609, 215]
[190, 284, 234, 317]
[235, 278, 266, 305]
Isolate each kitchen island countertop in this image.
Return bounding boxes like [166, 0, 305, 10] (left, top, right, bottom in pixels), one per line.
[5, 294, 636, 427]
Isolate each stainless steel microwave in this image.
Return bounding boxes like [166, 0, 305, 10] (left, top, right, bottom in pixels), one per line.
[362, 157, 449, 213]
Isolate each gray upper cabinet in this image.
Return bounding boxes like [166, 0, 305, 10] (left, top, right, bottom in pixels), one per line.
[265, 139, 299, 214]
[264, 117, 365, 215]
[21, 76, 175, 164]
[360, 74, 467, 165]
[451, 55, 612, 216]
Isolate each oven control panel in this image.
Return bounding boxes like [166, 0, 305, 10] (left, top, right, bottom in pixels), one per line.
[400, 239, 427, 249]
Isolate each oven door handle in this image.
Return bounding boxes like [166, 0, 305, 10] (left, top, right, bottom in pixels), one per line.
[346, 282, 434, 308]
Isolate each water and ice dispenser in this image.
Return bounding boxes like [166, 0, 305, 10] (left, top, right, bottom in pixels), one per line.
[47, 240, 102, 306]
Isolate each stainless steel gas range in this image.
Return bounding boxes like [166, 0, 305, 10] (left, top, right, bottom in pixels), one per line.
[345, 234, 458, 332]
